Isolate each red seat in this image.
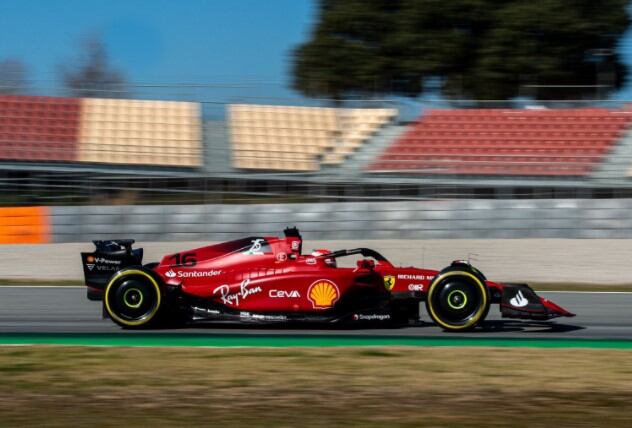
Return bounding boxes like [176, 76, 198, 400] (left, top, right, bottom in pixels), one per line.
[367, 108, 632, 176]
[0, 95, 81, 162]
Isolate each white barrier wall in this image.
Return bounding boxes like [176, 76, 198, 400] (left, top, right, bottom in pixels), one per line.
[51, 199, 632, 242]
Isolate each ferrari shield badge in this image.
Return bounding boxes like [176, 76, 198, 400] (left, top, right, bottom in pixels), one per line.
[383, 275, 395, 291]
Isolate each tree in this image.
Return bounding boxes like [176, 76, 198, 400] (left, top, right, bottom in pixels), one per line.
[0, 58, 29, 95]
[61, 36, 128, 98]
[292, 0, 630, 102]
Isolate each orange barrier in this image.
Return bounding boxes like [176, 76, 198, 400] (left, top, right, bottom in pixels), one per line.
[0, 207, 51, 244]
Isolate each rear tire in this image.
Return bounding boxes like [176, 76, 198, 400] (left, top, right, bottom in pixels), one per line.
[425, 268, 490, 331]
[104, 269, 163, 329]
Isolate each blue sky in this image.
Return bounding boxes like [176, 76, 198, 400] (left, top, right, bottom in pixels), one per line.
[2, 0, 632, 111]
[0, 0, 316, 110]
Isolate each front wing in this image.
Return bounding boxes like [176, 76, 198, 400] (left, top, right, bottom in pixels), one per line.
[499, 283, 575, 320]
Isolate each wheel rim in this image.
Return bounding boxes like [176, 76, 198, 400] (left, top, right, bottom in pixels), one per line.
[107, 277, 158, 323]
[446, 289, 468, 310]
[431, 279, 482, 326]
[123, 287, 144, 309]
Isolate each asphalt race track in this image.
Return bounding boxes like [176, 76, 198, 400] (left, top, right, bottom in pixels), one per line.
[0, 287, 631, 339]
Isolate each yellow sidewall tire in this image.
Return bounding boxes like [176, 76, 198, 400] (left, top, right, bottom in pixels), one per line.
[426, 271, 489, 331]
[104, 269, 162, 328]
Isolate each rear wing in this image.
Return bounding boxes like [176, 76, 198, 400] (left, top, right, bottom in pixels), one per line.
[81, 239, 143, 300]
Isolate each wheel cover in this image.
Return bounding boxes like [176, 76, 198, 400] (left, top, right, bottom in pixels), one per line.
[122, 287, 144, 309]
[446, 289, 468, 310]
[427, 271, 488, 330]
[105, 270, 161, 327]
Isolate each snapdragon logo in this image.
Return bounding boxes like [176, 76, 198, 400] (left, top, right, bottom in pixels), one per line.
[353, 314, 391, 321]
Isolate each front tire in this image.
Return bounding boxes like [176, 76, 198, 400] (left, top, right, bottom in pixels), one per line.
[104, 269, 163, 328]
[425, 268, 490, 331]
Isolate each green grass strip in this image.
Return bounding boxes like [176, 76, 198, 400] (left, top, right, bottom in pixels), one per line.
[0, 333, 631, 349]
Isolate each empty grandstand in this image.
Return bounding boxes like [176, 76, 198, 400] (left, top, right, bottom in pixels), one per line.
[229, 104, 396, 171]
[6, 95, 632, 205]
[367, 108, 632, 176]
[0, 95, 202, 168]
[0, 95, 81, 163]
[79, 98, 202, 167]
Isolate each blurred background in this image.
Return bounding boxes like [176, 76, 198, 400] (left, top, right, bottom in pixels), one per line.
[2, 0, 632, 247]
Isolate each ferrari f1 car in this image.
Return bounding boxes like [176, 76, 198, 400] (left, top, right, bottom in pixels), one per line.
[81, 227, 574, 331]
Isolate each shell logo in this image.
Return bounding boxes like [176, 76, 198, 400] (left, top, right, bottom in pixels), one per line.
[308, 279, 340, 309]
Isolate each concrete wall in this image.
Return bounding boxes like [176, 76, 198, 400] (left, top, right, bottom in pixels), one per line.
[50, 199, 632, 243]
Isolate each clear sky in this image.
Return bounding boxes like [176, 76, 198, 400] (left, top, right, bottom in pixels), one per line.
[2, 0, 632, 112]
[0, 0, 316, 112]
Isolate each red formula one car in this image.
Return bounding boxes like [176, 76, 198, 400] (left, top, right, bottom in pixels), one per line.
[81, 228, 574, 331]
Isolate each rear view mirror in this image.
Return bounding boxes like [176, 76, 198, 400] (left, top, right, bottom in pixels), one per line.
[356, 259, 375, 270]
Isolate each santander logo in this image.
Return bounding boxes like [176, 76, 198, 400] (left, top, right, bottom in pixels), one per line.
[510, 290, 529, 308]
[164, 269, 221, 279]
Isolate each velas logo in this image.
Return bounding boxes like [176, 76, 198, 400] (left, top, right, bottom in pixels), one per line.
[308, 279, 339, 309]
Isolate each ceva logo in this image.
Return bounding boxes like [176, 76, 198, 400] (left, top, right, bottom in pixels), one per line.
[269, 290, 301, 298]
